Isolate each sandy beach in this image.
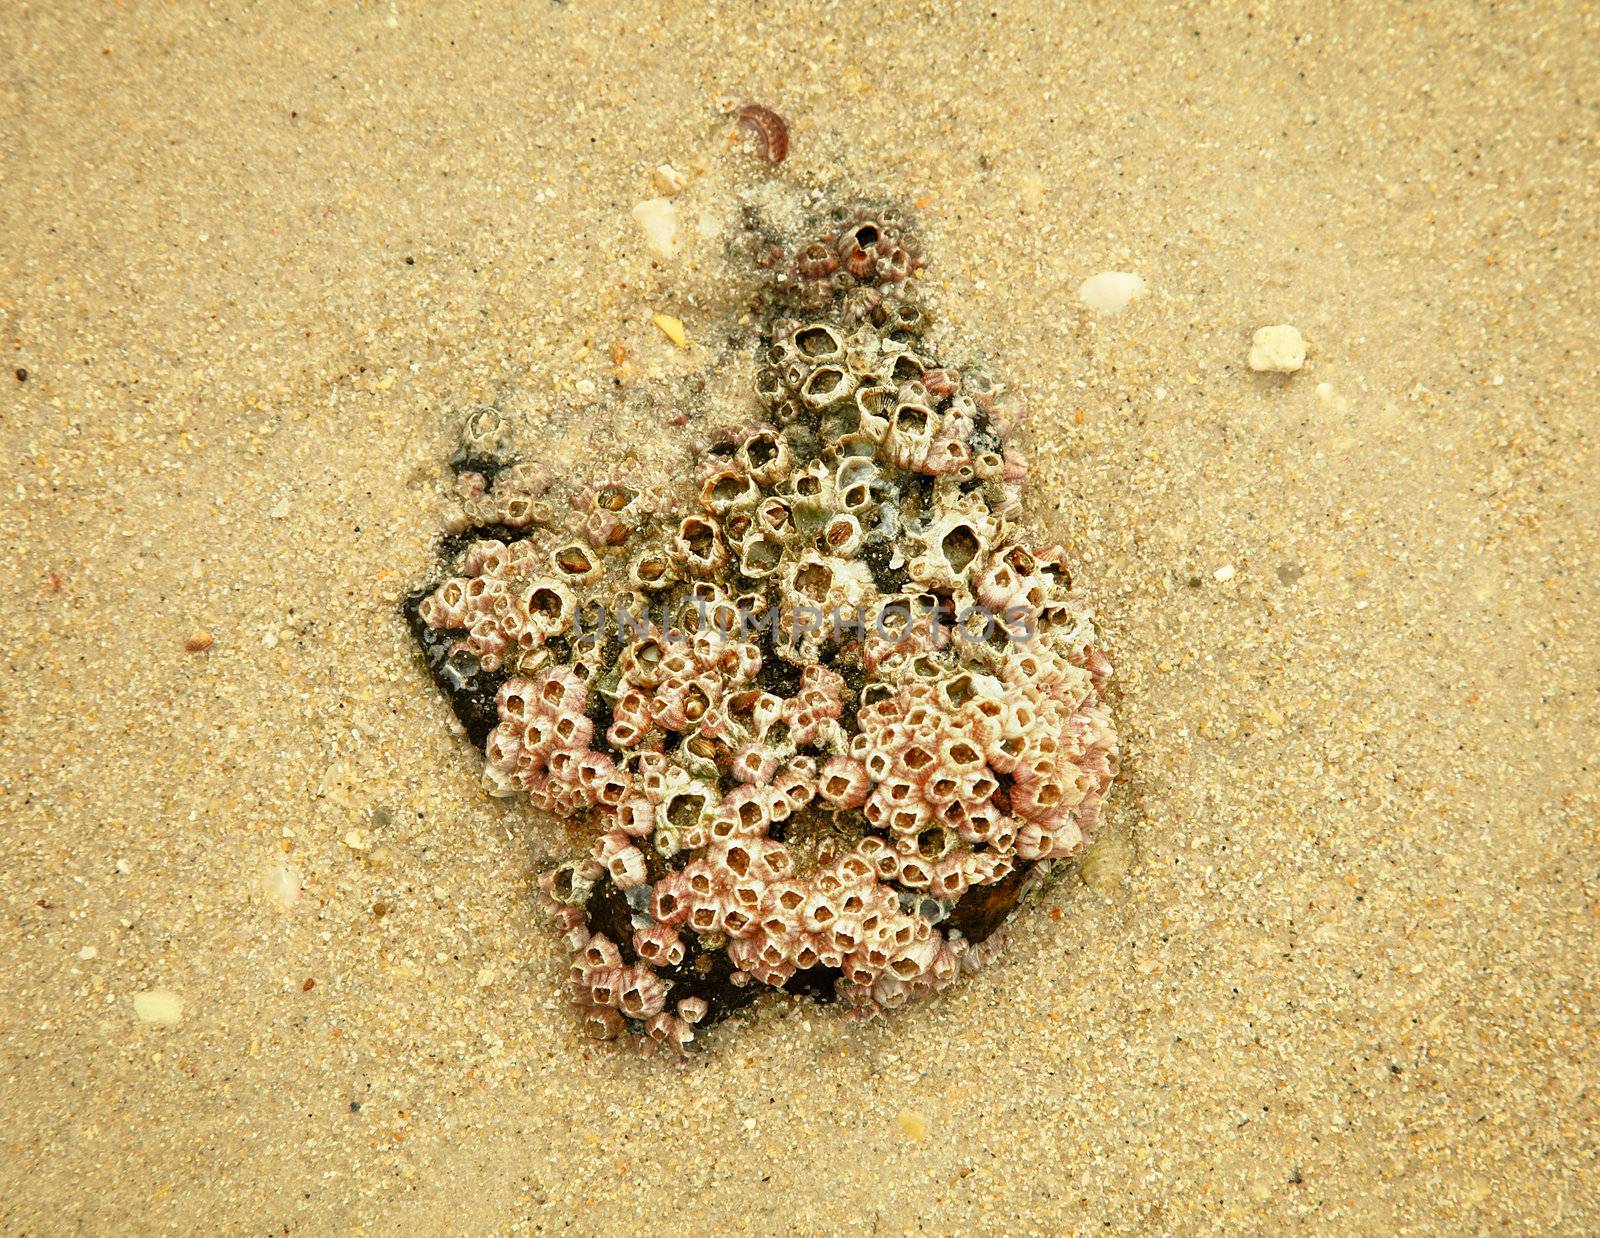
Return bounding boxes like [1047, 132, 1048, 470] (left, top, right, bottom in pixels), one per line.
[2, 1, 1596, 1233]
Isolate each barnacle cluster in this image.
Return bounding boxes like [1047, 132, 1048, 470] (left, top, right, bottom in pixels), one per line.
[408, 205, 1118, 1050]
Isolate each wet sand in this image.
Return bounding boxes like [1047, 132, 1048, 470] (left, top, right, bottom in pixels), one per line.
[2, 2, 1596, 1233]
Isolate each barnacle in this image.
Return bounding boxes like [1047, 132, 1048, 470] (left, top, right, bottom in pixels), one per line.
[406, 203, 1119, 1052]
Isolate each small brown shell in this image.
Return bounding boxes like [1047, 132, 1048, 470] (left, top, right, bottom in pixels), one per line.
[736, 103, 789, 165]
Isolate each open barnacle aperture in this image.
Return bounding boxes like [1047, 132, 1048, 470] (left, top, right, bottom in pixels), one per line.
[405, 207, 1119, 1052]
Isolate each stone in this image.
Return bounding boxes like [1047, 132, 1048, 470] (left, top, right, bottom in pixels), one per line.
[650, 164, 687, 196]
[133, 989, 184, 1025]
[1248, 324, 1306, 373]
[896, 1109, 930, 1142]
[1077, 271, 1146, 314]
[651, 313, 688, 348]
[264, 861, 301, 909]
[630, 198, 680, 260]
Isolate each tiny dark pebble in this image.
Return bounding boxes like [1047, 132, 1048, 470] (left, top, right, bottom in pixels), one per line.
[350, 1100, 362, 1111]
[1390, 1063, 1403, 1075]
[15, 368, 26, 382]
[1289, 1168, 1304, 1185]
[302, 977, 316, 991]
[1277, 563, 1304, 584]
[405, 256, 414, 265]
[1187, 575, 1202, 588]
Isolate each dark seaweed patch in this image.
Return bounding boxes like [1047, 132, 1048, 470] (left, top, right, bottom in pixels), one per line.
[437, 526, 535, 561]
[947, 860, 1031, 944]
[402, 586, 505, 749]
[861, 539, 909, 594]
[782, 965, 841, 1003]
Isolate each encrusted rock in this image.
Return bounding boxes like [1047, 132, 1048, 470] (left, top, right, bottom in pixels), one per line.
[408, 204, 1120, 1051]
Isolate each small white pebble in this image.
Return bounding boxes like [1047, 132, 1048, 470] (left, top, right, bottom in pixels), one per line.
[651, 163, 687, 196]
[477, 966, 496, 988]
[78, 946, 98, 961]
[630, 198, 681, 260]
[115, 859, 131, 875]
[267, 498, 289, 519]
[264, 861, 301, 909]
[133, 989, 184, 1026]
[262, 631, 278, 649]
[1078, 271, 1145, 314]
[896, 1109, 930, 1142]
[695, 210, 725, 243]
[1214, 563, 1236, 582]
[575, 378, 596, 396]
[742, 1117, 757, 1131]
[344, 829, 370, 851]
[1248, 324, 1306, 373]
[1314, 382, 1351, 416]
